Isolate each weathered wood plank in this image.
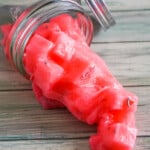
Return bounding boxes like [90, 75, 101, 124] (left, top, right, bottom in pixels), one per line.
[0, 0, 37, 6]
[106, 0, 150, 11]
[0, 90, 95, 140]
[0, 49, 31, 90]
[1, 0, 150, 11]
[0, 86, 149, 140]
[0, 41, 149, 90]
[0, 1, 149, 150]
[93, 11, 150, 43]
[0, 71, 31, 91]
[0, 2, 150, 43]
[91, 42, 150, 86]
[0, 139, 89, 150]
[0, 137, 149, 150]
[82, 0, 150, 12]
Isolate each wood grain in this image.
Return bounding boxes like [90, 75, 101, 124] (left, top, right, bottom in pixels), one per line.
[93, 11, 150, 42]
[106, 0, 150, 11]
[0, 137, 149, 150]
[1, 0, 150, 11]
[0, 41, 149, 90]
[0, 0, 37, 6]
[0, 0, 150, 150]
[91, 42, 150, 86]
[0, 86, 149, 140]
[93, 0, 150, 11]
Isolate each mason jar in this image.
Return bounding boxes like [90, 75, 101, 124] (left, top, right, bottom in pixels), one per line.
[0, 0, 115, 77]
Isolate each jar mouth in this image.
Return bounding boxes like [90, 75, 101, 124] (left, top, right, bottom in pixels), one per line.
[7, 0, 93, 77]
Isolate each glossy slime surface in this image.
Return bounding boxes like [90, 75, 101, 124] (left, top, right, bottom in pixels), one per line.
[1, 14, 138, 150]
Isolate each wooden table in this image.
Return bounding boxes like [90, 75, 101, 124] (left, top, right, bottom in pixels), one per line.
[0, 0, 150, 149]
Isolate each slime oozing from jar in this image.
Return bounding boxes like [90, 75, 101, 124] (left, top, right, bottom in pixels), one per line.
[1, 13, 138, 150]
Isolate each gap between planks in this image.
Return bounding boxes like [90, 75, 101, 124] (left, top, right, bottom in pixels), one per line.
[0, 137, 149, 150]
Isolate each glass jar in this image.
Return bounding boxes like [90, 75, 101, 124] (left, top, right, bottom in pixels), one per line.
[0, 0, 115, 77]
